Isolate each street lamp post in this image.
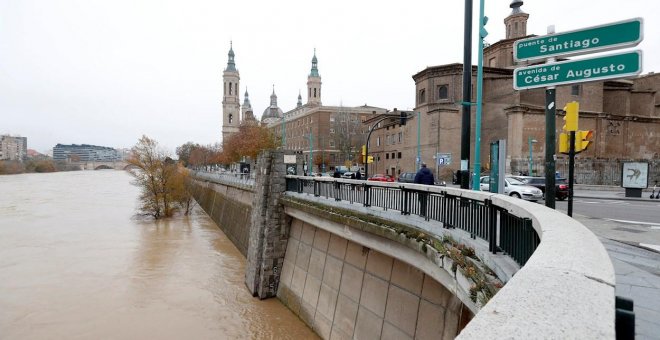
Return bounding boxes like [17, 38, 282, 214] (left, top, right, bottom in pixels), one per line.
[528, 137, 537, 176]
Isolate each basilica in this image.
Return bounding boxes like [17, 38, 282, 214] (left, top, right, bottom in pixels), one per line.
[220, 44, 386, 172]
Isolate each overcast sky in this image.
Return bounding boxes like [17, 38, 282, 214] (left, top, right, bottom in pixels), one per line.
[1, 0, 658, 153]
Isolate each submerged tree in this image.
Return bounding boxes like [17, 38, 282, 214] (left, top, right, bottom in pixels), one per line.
[127, 135, 193, 219]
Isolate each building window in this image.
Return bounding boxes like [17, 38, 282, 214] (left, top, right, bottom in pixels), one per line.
[386, 153, 389, 160]
[571, 85, 581, 96]
[391, 152, 395, 159]
[330, 115, 335, 122]
[437, 85, 448, 100]
[224, 82, 226, 95]
[228, 114, 233, 124]
[314, 88, 317, 98]
[229, 82, 233, 95]
[488, 57, 497, 67]
[309, 88, 311, 98]
[398, 132, 402, 143]
[377, 137, 380, 146]
[397, 152, 402, 159]
[330, 128, 335, 134]
[235, 83, 238, 96]
[418, 88, 426, 103]
[329, 140, 335, 147]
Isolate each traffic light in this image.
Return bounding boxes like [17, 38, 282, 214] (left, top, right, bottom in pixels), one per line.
[559, 133, 569, 154]
[563, 101, 579, 132]
[361, 145, 366, 163]
[575, 130, 594, 153]
[367, 156, 374, 163]
[400, 111, 407, 126]
[480, 16, 489, 39]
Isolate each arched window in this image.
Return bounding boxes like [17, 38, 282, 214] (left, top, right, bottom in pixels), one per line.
[314, 88, 317, 98]
[224, 82, 226, 95]
[309, 88, 311, 98]
[235, 83, 238, 96]
[229, 114, 233, 124]
[437, 85, 448, 100]
[229, 82, 233, 95]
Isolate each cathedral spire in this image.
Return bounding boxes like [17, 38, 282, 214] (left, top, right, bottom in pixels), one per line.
[225, 41, 237, 72]
[270, 84, 278, 106]
[243, 88, 251, 109]
[310, 48, 319, 77]
[297, 90, 303, 108]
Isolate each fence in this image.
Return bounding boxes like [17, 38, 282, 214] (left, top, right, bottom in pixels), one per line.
[191, 171, 255, 188]
[510, 157, 660, 186]
[285, 176, 540, 266]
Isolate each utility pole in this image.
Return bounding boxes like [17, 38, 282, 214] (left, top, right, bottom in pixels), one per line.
[460, 0, 473, 189]
[472, 0, 487, 190]
[545, 25, 557, 209]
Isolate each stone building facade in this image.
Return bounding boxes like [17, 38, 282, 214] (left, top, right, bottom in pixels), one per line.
[382, 1, 660, 184]
[0, 135, 27, 161]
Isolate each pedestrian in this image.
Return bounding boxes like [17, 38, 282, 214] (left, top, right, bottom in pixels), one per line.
[414, 163, 435, 217]
[356, 170, 362, 180]
[414, 163, 435, 185]
[333, 168, 341, 178]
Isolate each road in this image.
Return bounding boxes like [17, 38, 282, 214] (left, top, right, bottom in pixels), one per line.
[555, 198, 660, 225]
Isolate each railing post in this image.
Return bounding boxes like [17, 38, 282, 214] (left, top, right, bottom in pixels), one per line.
[486, 199, 497, 253]
[401, 187, 409, 215]
[314, 180, 320, 197]
[364, 183, 371, 207]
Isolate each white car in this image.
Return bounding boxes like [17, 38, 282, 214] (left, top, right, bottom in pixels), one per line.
[479, 176, 543, 202]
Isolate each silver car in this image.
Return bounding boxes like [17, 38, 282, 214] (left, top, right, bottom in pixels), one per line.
[479, 176, 544, 201]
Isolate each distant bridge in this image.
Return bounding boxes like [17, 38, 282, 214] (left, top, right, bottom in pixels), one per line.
[69, 161, 135, 171]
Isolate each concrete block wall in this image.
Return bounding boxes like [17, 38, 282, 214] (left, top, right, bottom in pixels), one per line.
[245, 151, 291, 299]
[278, 218, 469, 340]
[187, 178, 253, 256]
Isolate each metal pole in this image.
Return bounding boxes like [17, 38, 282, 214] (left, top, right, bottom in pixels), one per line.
[568, 131, 575, 216]
[281, 116, 286, 148]
[528, 136, 533, 176]
[545, 25, 557, 209]
[309, 132, 313, 173]
[417, 111, 421, 171]
[460, 0, 473, 189]
[472, 0, 486, 191]
[365, 116, 396, 180]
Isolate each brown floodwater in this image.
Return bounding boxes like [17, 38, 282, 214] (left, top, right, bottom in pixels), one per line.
[0, 170, 317, 339]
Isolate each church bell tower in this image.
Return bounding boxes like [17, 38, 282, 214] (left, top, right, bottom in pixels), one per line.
[222, 41, 241, 142]
[306, 49, 322, 106]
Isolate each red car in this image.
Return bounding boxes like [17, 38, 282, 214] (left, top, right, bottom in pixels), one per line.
[367, 174, 395, 182]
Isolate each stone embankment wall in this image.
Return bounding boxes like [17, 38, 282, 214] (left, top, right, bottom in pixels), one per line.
[187, 177, 254, 256]
[277, 217, 470, 340]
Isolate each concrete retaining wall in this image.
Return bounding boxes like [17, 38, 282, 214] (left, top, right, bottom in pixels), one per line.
[278, 217, 470, 340]
[187, 178, 254, 256]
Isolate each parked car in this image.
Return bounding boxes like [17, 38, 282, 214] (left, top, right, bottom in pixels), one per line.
[368, 174, 395, 182]
[479, 176, 543, 201]
[341, 171, 356, 179]
[510, 176, 569, 201]
[397, 172, 416, 183]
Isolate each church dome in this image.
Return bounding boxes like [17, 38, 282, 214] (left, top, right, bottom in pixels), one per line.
[261, 86, 283, 122]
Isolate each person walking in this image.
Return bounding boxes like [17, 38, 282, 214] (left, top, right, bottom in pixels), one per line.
[414, 163, 435, 217]
[355, 170, 362, 180]
[414, 163, 435, 185]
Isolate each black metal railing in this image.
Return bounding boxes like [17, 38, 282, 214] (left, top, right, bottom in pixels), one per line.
[285, 176, 541, 266]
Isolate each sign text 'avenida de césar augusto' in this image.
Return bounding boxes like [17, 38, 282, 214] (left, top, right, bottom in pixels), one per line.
[514, 50, 642, 90]
[514, 18, 643, 61]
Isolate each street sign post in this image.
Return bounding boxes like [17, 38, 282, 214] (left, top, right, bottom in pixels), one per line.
[514, 18, 643, 61]
[514, 50, 642, 90]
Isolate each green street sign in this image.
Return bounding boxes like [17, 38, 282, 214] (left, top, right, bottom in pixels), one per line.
[514, 50, 642, 90]
[514, 18, 643, 61]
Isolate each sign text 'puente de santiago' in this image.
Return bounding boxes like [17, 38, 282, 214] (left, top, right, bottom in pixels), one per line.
[514, 17, 643, 61]
[513, 18, 644, 90]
